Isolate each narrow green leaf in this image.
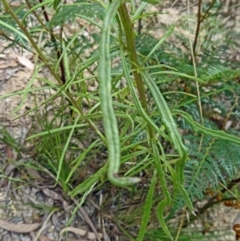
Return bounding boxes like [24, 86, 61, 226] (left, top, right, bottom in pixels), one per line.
[176, 110, 240, 145]
[0, 20, 29, 42]
[142, 72, 193, 212]
[149, 71, 205, 83]
[69, 165, 107, 197]
[157, 199, 173, 241]
[53, 0, 62, 10]
[144, 26, 174, 64]
[138, 170, 157, 241]
[22, 0, 52, 22]
[56, 115, 80, 182]
[141, 0, 159, 4]
[151, 140, 173, 240]
[65, 139, 100, 183]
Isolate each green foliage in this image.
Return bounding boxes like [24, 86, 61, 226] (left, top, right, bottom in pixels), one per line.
[49, 1, 105, 27]
[0, 0, 240, 240]
[146, 227, 234, 241]
[185, 135, 240, 200]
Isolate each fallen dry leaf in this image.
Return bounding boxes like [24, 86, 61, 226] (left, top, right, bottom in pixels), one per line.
[0, 57, 18, 68]
[65, 239, 88, 241]
[224, 120, 232, 130]
[26, 167, 45, 181]
[17, 55, 34, 70]
[39, 235, 55, 241]
[6, 145, 16, 160]
[2, 233, 11, 241]
[52, 213, 63, 232]
[0, 159, 27, 187]
[0, 219, 41, 233]
[42, 188, 63, 200]
[60, 226, 103, 240]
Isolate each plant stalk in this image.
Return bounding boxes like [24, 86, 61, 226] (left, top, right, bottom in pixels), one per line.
[118, 3, 154, 138]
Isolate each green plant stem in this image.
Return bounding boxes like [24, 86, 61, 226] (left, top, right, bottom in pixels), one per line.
[118, 3, 154, 138]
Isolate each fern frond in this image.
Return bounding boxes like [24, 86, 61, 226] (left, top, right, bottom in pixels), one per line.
[199, 65, 240, 83]
[49, 1, 104, 27]
[184, 133, 240, 200]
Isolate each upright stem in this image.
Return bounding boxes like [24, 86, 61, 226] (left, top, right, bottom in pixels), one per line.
[193, 0, 202, 57]
[118, 3, 154, 138]
[193, 0, 217, 57]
